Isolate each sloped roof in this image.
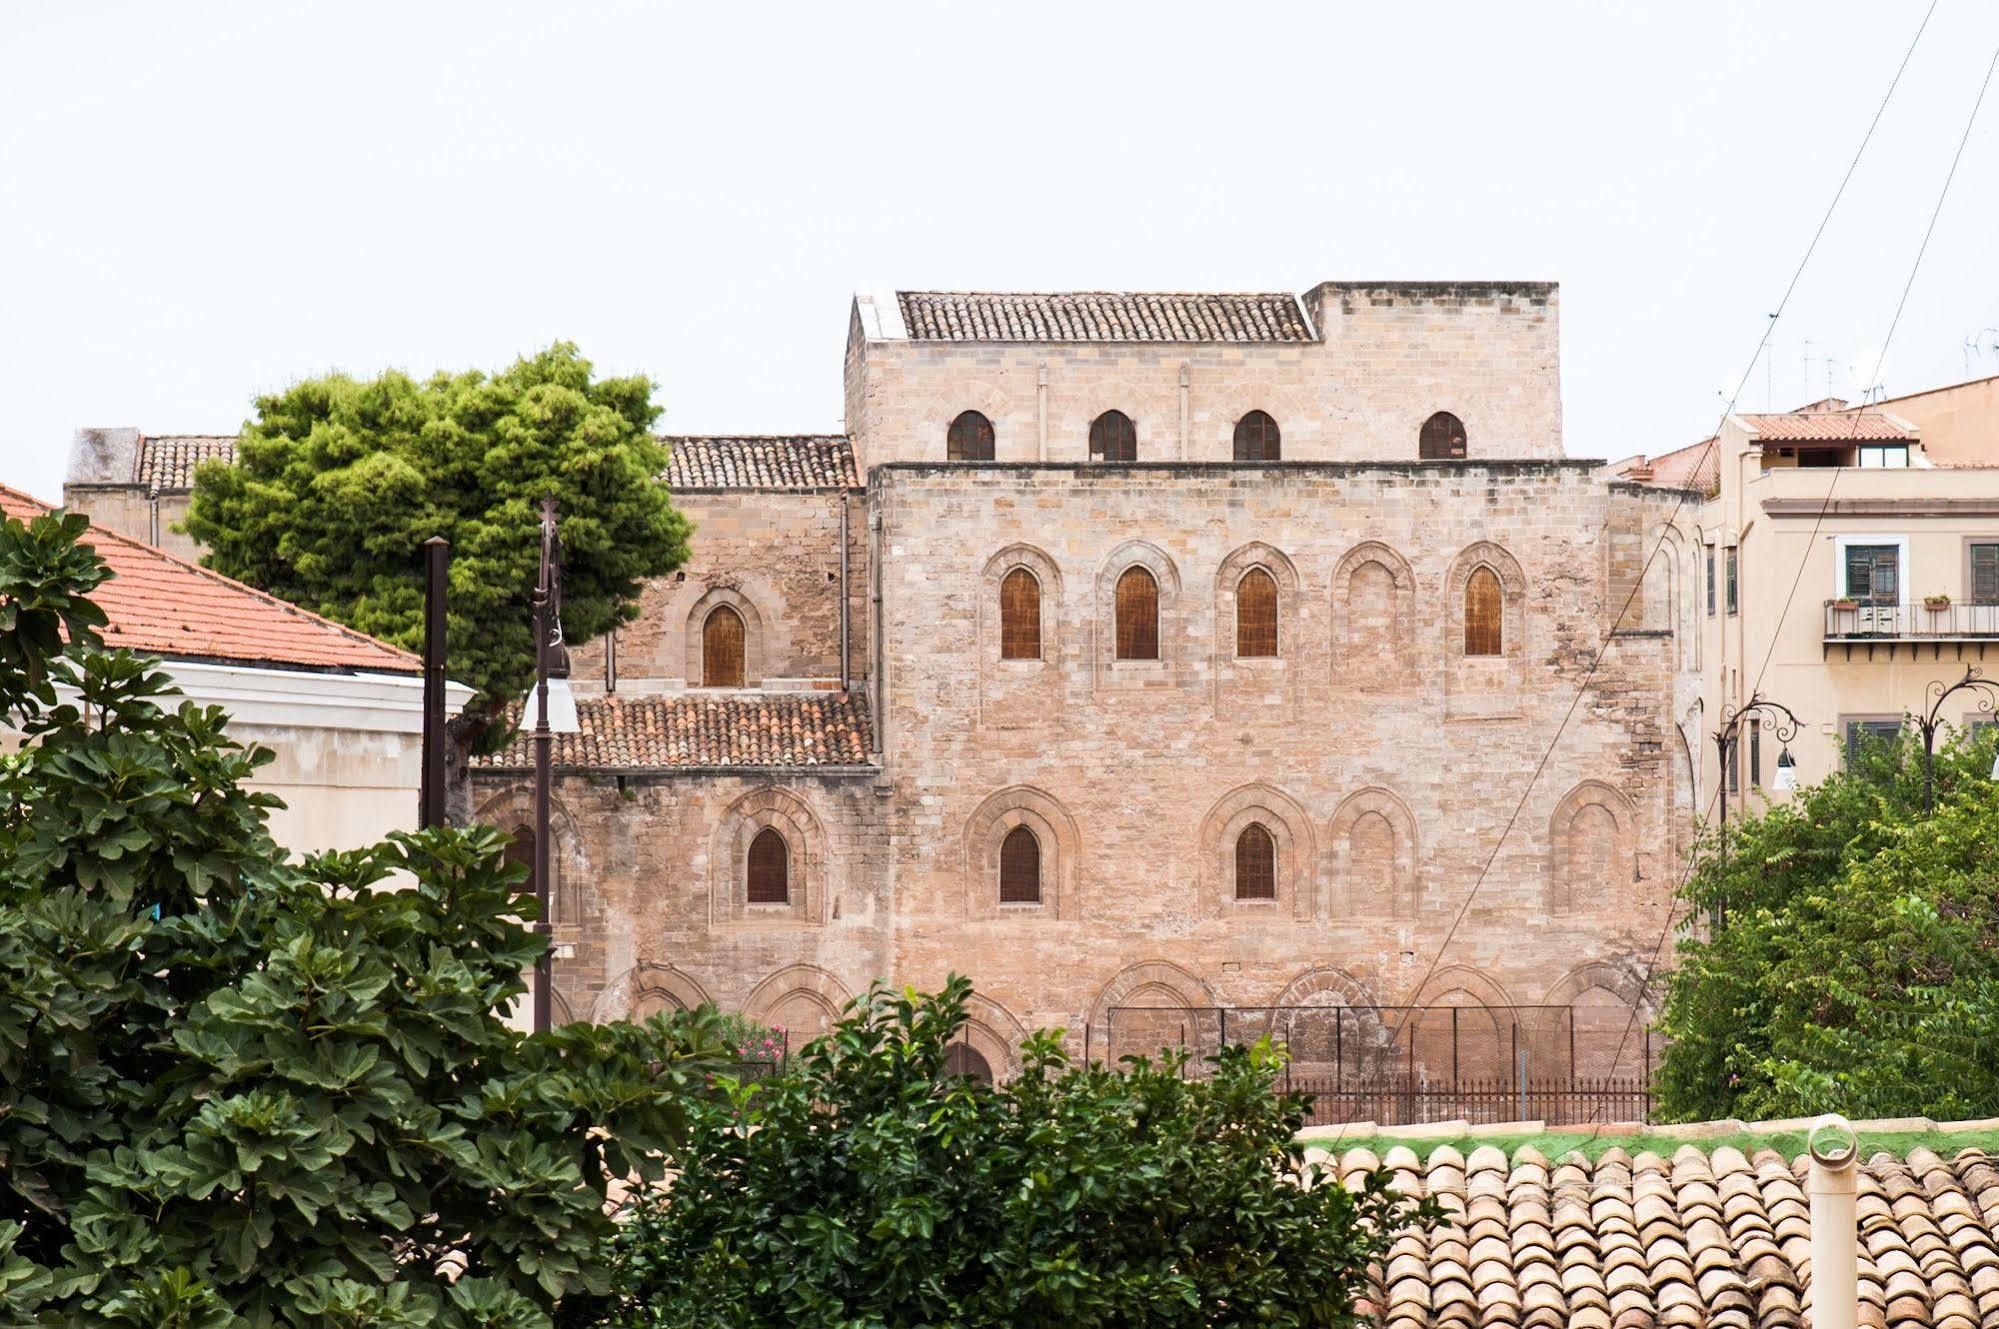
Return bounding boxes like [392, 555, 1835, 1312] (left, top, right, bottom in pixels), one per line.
[896, 291, 1314, 344]
[473, 692, 874, 771]
[663, 436, 859, 490]
[137, 435, 237, 492]
[0, 486, 419, 675]
[1612, 439, 1720, 496]
[1741, 413, 1917, 443]
[1312, 1133, 1999, 1329]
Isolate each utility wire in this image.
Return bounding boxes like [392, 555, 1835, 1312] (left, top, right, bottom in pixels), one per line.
[1590, 21, 1999, 1115]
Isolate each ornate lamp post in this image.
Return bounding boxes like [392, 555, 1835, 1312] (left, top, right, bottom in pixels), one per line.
[1915, 666, 1999, 814]
[1710, 694, 1803, 927]
[529, 498, 578, 1034]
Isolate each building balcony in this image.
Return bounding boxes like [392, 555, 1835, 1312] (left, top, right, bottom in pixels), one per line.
[1823, 601, 1999, 659]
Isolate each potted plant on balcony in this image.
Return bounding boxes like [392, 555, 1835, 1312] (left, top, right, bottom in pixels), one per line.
[1924, 593, 1952, 612]
[1830, 596, 1860, 612]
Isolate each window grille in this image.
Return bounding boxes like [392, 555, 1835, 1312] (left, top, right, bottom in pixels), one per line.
[999, 825, 1041, 903]
[747, 828, 789, 904]
[1235, 567, 1278, 657]
[703, 605, 746, 687]
[999, 568, 1041, 660]
[1464, 566, 1503, 656]
[1420, 411, 1468, 460]
[948, 410, 995, 461]
[1235, 824, 1276, 899]
[1090, 410, 1137, 462]
[1114, 566, 1159, 660]
[1233, 410, 1281, 461]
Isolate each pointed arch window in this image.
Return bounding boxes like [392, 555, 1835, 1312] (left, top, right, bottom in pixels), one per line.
[948, 410, 995, 461]
[703, 605, 746, 687]
[1464, 566, 1503, 656]
[1090, 410, 1137, 462]
[999, 825, 1041, 904]
[1114, 566, 1159, 660]
[747, 828, 789, 904]
[945, 1044, 995, 1083]
[1233, 410, 1281, 461]
[1235, 567, 1278, 658]
[1235, 823, 1276, 900]
[1420, 411, 1468, 460]
[504, 826, 537, 901]
[1000, 567, 1041, 660]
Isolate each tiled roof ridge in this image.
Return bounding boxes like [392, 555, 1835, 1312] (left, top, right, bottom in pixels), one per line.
[0, 483, 420, 673]
[472, 689, 877, 771]
[1299, 1112, 1999, 1147]
[664, 435, 860, 490]
[901, 286, 1305, 297]
[659, 432, 848, 440]
[897, 290, 1314, 344]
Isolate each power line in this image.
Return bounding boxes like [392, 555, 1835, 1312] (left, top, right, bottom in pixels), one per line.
[1591, 19, 1999, 1114]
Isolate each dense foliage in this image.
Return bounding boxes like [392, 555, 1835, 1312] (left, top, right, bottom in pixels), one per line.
[607, 976, 1427, 1329]
[1657, 726, 1999, 1122]
[182, 343, 690, 758]
[0, 509, 727, 1328]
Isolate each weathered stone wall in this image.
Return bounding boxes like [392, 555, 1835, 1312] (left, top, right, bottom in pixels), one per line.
[470, 769, 889, 1033]
[569, 490, 867, 691]
[870, 461, 1679, 1062]
[845, 283, 1562, 472]
[61, 487, 204, 562]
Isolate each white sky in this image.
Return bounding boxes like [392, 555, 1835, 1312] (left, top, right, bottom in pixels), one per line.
[3, 1, 1998, 505]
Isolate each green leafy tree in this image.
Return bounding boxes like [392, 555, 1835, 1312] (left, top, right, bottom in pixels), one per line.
[607, 976, 1429, 1329]
[181, 343, 691, 775]
[1657, 726, 1999, 1122]
[0, 509, 727, 1328]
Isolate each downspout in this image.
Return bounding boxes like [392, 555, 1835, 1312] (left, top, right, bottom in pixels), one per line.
[149, 494, 161, 547]
[1036, 361, 1049, 461]
[868, 491, 884, 764]
[1177, 362, 1191, 459]
[1807, 1114, 1859, 1329]
[839, 492, 850, 691]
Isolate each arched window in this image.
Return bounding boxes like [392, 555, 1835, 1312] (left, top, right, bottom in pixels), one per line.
[1464, 566, 1503, 656]
[1233, 410, 1281, 461]
[1090, 410, 1137, 462]
[703, 605, 745, 687]
[999, 567, 1041, 660]
[945, 1044, 995, 1083]
[1235, 567, 1278, 657]
[1420, 411, 1468, 460]
[1235, 823, 1276, 900]
[504, 826, 537, 902]
[999, 825, 1041, 903]
[747, 828, 789, 904]
[1114, 566, 1158, 660]
[948, 410, 995, 462]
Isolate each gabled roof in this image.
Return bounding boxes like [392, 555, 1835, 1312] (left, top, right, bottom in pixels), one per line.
[1610, 439, 1720, 496]
[663, 436, 859, 490]
[137, 435, 237, 492]
[1313, 1132, 1999, 1329]
[0, 486, 419, 676]
[473, 692, 875, 771]
[895, 290, 1314, 344]
[1739, 412, 1917, 443]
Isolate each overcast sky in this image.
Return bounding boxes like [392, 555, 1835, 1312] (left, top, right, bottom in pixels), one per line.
[3, 1, 1997, 504]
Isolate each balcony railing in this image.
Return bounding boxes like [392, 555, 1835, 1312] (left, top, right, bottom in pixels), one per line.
[1824, 601, 1999, 657]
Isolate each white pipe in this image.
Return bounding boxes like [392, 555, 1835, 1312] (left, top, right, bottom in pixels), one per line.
[1807, 1113, 1860, 1329]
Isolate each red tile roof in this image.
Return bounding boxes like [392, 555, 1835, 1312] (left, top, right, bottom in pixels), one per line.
[0, 485, 419, 675]
[897, 291, 1314, 343]
[663, 436, 859, 490]
[1611, 439, 1720, 496]
[1741, 412, 1916, 442]
[137, 435, 237, 492]
[473, 691, 875, 771]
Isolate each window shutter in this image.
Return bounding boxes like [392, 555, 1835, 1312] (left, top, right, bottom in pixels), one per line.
[1464, 566, 1503, 656]
[1234, 824, 1276, 899]
[703, 606, 746, 687]
[1114, 566, 1159, 660]
[1973, 543, 1999, 603]
[948, 411, 995, 462]
[1235, 567, 1278, 657]
[747, 828, 789, 904]
[998, 826, 1041, 903]
[1233, 411, 1280, 461]
[999, 568, 1041, 660]
[1090, 411, 1137, 462]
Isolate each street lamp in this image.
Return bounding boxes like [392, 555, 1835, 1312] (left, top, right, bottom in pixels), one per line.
[530, 497, 579, 1034]
[1710, 694, 1803, 927]
[1915, 665, 1999, 814]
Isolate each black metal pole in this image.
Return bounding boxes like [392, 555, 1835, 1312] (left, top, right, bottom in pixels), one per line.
[418, 537, 449, 830]
[531, 499, 558, 1036]
[1918, 667, 1999, 815]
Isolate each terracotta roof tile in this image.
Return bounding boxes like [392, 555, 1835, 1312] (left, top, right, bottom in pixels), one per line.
[473, 691, 875, 770]
[1320, 1136, 1999, 1329]
[1611, 440, 1720, 496]
[0, 485, 418, 675]
[137, 434, 236, 492]
[1741, 413, 1917, 442]
[896, 290, 1314, 343]
[663, 436, 859, 490]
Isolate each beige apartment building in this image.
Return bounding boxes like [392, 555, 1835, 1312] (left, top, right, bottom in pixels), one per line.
[1617, 375, 1999, 816]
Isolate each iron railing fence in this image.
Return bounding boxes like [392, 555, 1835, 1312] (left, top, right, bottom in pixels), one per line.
[1089, 1004, 1661, 1126]
[1824, 600, 1999, 640]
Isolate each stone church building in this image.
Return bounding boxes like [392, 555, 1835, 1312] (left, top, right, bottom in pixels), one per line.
[462, 282, 1699, 1079]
